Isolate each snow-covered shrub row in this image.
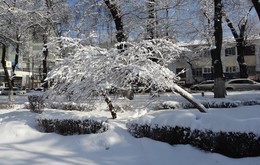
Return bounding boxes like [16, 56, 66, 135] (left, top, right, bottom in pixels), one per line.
[0, 103, 14, 109]
[37, 110, 108, 135]
[24, 101, 97, 112]
[158, 100, 260, 109]
[127, 123, 260, 158]
[126, 110, 260, 157]
[47, 102, 97, 111]
[38, 119, 108, 135]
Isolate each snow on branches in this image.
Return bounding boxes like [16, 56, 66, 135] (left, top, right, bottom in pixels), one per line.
[45, 38, 188, 102]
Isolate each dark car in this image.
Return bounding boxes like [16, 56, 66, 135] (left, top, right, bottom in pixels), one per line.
[190, 80, 214, 91]
[225, 78, 260, 91]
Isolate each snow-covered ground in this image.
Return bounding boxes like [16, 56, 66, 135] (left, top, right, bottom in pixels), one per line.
[0, 91, 260, 165]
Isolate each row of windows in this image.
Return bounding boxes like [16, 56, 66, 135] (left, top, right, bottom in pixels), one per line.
[192, 66, 256, 77]
[202, 67, 236, 74]
[225, 45, 255, 56]
[198, 45, 255, 57]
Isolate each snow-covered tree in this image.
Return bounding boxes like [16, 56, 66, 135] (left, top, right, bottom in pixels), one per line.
[39, 0, 71, 88]
[45, 38, 206, 119]
[0, 0, 41, 100]
[0, 0, 69, 100]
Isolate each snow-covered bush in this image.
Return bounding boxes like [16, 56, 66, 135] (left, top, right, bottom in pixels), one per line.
[127, 110, 260, 157]
[127, 123, 260, 158]
[47, 102, 96, 111]
[158, 100, 260, 110]
[37, 110, 108, 135]
[38, 119, 108, 135]
[28, 95, 45, 113]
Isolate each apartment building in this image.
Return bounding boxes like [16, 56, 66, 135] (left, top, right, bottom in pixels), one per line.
[0, 44, 31, 88]
[0, 40, 56, 89]
[170, 38, 260, 85]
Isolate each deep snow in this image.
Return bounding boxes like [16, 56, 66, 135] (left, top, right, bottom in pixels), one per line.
[0, 91, 260, 165]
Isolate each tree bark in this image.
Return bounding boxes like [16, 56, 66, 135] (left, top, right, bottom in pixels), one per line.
[12, 42, 19, 74]
[42, 34, 48, 89]
[1, 43, 14, 102]
[146, 0, 155, 39]
[252, 0, 260, 20]
[104, 0, 127, 50]
[212, 0, 225, 98]
[224, 7, 252, 78]
[237, 42, 248, 78]
[103, 94, 117, 119]
[11, 35, 20, 87]
[173, 84, 206, 113]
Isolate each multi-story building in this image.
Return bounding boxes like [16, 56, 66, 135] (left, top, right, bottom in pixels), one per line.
[0, 44, 32, 88]
[0, 40, 56, 89]
[170, 38, 260, 85]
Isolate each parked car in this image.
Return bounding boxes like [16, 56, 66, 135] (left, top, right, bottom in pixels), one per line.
[190, 80, 214, 91]
[225, 78, 260, 91]
[1, 87, 27, 95]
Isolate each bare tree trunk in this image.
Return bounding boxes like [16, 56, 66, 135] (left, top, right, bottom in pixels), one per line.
[42, 0, 63, 89]
[146, 0, 155, 39]
[1, 43, 13, 102]
[237, 43, 248, 78]
[224, 7, 252, 78]
[11, 35, 20, 88]
[187, 61, 198, 84]
[173, 84, 206, 113]
[104, 0, 127, 51]
[12, 42, 19, 74]
[102, 94, 117, 119]
[42, 33, 48, 89]
[252, 0, 260, 20]
[212, 0, 225, 98]
[165, 0, 170, 38]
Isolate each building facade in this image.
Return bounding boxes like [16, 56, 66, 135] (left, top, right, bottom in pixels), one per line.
[0, 40, 56, 89]
[170, 38, 260, 85]
[0, 44, 32, 88]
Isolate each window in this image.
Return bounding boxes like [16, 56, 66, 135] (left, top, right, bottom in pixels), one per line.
[193, 68, 202, 77]
[244, 45, 255, 56]
[229, 80, 254, 84]
[225, 66, 236, 73]
[203, 67, 211, 73]
[225, 47, 236, 56]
